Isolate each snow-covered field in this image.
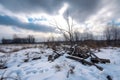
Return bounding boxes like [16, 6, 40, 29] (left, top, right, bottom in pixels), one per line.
[0, 45, 120, 80]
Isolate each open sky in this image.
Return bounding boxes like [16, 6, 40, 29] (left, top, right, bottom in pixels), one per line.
[0, 0, 120, 42]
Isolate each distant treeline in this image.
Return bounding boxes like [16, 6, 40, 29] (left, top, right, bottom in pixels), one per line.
[44, 40, 120, 48]
[2, 35, 35, 44]
[1, 38, 120, 47]
[1, 24, 120, 47]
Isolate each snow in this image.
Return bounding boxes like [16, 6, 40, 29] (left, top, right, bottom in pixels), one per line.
[0, 45, 120, 80]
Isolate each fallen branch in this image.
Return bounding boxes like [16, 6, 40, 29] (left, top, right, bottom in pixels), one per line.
[91, 58, 110, 64]
[89, 51, 110, 64]
[66, 55, 103, 71]
[48, 50, 63, 61]
[107, 75, 112, 80]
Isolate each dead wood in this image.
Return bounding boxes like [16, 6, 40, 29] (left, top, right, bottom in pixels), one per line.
[107, 75, 112, 80]
[91, 58, 110, 64]
[66, 55, 103, 71]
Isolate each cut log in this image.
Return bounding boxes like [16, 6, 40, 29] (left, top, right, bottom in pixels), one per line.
[66, 56, 92, 66]
[90, 51, 110, 64]
[91, 58, 110, 64]
[66, 55, 103, 71]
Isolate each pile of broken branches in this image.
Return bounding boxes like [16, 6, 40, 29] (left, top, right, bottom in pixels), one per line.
[66, 45, 110, 71]
[66, 45, 112, 80]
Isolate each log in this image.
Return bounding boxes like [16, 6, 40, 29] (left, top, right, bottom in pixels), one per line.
[70, 46, 90, 59]
[66, 55, 103, 71]
[90, 51, 110, 64]
[48, 50, 63, 61]
[24, 59, 29, 62]
[92, 63, 103, 71]
[53, 51, 62, 61]
[78, 53, 90, 59]
[90, 51, 99, 58]
[32, 57, 41, 60]
[66, 56, 92, 66]
[0, 65, 7, 69]
[107, 75, 112, 80]
[91, 58, 110, 64]
[48, 55, 53, 61]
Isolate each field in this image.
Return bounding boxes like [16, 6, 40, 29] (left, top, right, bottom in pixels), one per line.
[0, 44, 120, 80]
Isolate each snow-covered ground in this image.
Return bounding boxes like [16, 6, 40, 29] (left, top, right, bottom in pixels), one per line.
[0, 45, 120, 80]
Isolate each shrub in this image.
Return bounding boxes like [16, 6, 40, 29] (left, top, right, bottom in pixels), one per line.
[0, 55, 8, 69]
[54, 65, 61, 72]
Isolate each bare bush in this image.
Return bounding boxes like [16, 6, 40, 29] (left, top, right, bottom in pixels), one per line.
[54, 65, 61, 72]
[24, 53, 30, 62]
[0, 55, 9, 69]
[67, 65, 75, 78]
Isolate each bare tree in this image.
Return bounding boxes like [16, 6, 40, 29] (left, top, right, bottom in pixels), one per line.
[74, 31, 80, 42]
[111, 26, 120, 40]
[104, 22, 120, 46]
[47, 34, 55, 42]
[111, 26, 120, 45]
[104, 26, 112, 41]
[28, 35, 35, 43]
[50, 11, 76, 46]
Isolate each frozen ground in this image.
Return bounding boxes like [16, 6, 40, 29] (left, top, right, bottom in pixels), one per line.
[0, 45, 120, 80]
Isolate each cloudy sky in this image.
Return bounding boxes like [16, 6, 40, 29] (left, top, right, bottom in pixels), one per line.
[0, 0, 120, 42]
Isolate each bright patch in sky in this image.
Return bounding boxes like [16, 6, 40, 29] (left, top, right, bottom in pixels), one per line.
[59, 3, 68, 15]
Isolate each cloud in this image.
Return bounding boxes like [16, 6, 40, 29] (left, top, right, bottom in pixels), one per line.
[0, 0, 120, 23]
[102, 0, 120, 19]
[0, 0, 101, 22]
[0, 0, 64, 14]
[63, 0, 101, 22]
[0, 15, 55, 32]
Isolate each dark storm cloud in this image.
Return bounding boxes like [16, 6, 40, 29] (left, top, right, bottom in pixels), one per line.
[64, 0, 120, 22]
[1, 0, 120, 23]
[0, 0, 64, 14]
[0, 15, 55, 32]
[64, 0, 101, 22]
[0, 0, 101, 22]
[66, 0, 120, 22]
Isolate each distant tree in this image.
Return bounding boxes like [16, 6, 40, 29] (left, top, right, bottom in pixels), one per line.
[111, 26, 120, 41]
[74, 31, 80, 42]
[2, 38, 5, 44]
[47, 34, 55, 42]
[28, 35, 35, 43]
[13, 34, 19, 43]
[104, 26, 112, 41]
[104, 22, 120, 46]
